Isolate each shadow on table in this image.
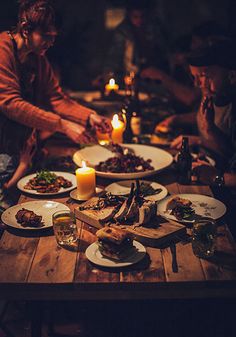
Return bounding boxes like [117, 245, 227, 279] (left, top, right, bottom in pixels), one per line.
[206, 250, 236, 271]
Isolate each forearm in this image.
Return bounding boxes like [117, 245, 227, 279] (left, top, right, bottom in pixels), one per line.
[160, 72, 199, 107]
[50, 89, 95, 126]
[201, 126, 233, 158]
[174, 111, 197, 127]
[5, 162, 29, 189]
[224, 172, 236, 187]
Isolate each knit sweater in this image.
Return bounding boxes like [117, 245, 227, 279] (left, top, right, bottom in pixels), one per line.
[0, 31, 92, 153]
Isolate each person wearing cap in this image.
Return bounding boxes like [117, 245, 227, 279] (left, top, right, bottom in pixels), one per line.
[171, 41, 236, 159]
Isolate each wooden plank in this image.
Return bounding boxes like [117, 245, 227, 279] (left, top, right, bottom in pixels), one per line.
[74, 223, 120, 283]
[0, 231, 39, 282]
[121, 247, 166, 283]
[178, 184, 212, 196]
[162, 242, 205, 282]
[28, 235, 78, 283]
[75, 199, 186, 247]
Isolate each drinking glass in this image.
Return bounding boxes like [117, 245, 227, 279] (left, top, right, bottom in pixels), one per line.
[52, 210, 78, 246]
[192, 220, 216, 258]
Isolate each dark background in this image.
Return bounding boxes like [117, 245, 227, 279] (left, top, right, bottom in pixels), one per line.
[0, 0, 235, 89]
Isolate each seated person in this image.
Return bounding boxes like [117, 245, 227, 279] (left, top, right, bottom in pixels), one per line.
[0, 0, 111, 158]
[99, 0, 168, 85]
[155, 21, 228, 133]
[170, 41, 236, 166]
[141, 35, 201, 109]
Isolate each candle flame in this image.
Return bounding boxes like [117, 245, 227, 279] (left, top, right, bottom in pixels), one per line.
[112, 114, 120, 129]
[82, 161, 87, 169]
[109, 78, 115, 86]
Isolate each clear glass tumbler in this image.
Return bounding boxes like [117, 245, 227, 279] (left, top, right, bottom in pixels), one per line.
[192, 220, 216, 258]
[52, 210, 78, 246]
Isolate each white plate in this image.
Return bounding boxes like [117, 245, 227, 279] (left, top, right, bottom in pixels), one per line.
[73, 144, 173, 180]
[17, 171, 77, 196]
[105, 180, 168, 202]
[157, 194, 227, 223]
[85, 240, 146, 268]
[70, 187, 104, 201]
[174, 153, 216, 167]
[1, 200, 69, 230]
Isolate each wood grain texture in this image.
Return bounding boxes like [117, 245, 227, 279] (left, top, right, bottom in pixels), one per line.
[0, 231, 39, 282]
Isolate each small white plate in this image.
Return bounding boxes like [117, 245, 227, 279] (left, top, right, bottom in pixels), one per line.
[1, 201, 69, 230]
[17, 171, 77, 196]
[174, 153, 216, 167]
[73, 144, 173, 180]
[157, 194, 227, 223]
[70, 187, 104, 201]
[105, 180, 168, 202]
[85, 240, 146, 268]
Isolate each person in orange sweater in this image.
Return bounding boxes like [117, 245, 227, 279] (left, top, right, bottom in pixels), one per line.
[0, 0, 110, 157]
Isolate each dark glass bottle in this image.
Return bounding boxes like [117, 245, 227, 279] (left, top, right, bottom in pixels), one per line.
[123, 74, 141, 142]
[176, 137, 192, 184]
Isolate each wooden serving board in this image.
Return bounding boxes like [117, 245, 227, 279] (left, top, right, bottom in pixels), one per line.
[75, 197, 186, 247]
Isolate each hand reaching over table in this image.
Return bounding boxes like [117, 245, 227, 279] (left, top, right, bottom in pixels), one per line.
[192, 160, 217, 185]
[170, 135, 201, 149]
[61, 119, 97, 144]
[89, 113, 112, 134]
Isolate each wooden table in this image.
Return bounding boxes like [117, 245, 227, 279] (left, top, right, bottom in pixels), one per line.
[0, 148, 236, 336]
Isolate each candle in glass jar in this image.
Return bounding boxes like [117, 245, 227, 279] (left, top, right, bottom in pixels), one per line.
[111, 114, 124, 143]
[75, 161, 96, 199]
[105, 78, 119, 95]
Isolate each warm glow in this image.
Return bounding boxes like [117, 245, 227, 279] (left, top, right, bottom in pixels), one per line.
[111, 114, 120, 129]
[111, 114, 124, 143]
[82, 161, 87, 169]
[109, 78, 115, 86]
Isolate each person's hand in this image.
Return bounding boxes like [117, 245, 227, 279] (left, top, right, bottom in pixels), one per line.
[61, 119, 97, 144]
[155, 115, 177, 133]
[170, 135, 201, 149]
[89, 113, 112, 134]
[141, 67, 164, 81]
[198, 96, 215, 137]
[192, 160, 217, 185]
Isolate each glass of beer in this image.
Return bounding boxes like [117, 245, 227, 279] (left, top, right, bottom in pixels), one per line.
[52, 210, 78, 246]
[192, 220, 216, 258]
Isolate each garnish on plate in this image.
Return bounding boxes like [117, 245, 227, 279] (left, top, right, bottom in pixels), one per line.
[24, 170, 72, 193]
[166, 196, 195, 221]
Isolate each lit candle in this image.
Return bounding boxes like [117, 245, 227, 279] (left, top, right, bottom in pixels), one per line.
[75, 161, 96, 200]
[111, 114, 124, 143]
[105, 78, 119, 95]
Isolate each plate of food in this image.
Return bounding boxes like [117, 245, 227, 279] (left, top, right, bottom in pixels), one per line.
[73, 144, 173, 179]
[17, 170, 77, 195]
[105, 180, 168, 202]
[85, 227, 146, 267]
[174, 152, 215, 167]
[157, 194, 227, 223]
[1, 200, 69, 230]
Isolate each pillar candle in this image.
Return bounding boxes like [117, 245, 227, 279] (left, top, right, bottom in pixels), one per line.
[75, 161, 96, 200]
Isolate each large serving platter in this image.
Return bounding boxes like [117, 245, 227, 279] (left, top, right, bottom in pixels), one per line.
[73, 144, 173, 179]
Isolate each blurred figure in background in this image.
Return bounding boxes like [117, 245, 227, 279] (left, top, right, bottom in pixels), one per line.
[141, 34, 201, 111]
[99, 0, 169, 85]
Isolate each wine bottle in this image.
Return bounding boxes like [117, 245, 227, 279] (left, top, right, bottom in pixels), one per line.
[176, 137, 192, 184]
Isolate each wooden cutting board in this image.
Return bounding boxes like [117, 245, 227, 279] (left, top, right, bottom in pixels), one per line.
[75, 197, 186, 247]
